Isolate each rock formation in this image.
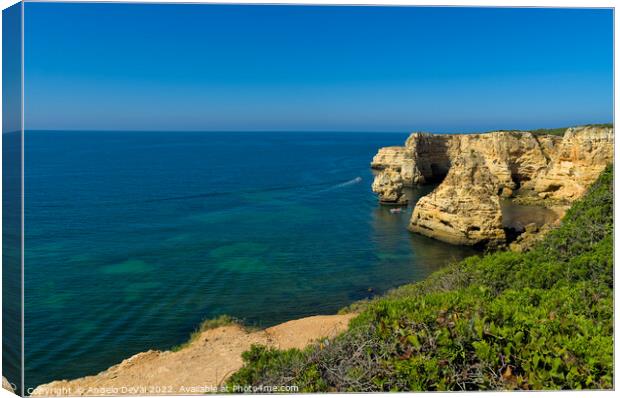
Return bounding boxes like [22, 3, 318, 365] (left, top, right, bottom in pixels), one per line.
[509, 223, 554, 253]
[371, 125, 613, 248]
[371, 168, 407, 204]
[371, 131, 566, 196]
[531, 125, 614, 200]
[370, 146, 409, 171]
[409, 151, 506, 248]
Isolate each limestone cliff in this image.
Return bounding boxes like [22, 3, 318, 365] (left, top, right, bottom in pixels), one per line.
[372, 131, 565, 196]
[531, 125, 614, 200]
[371, 168, 407, 204]
[372, 125, 613, 248]
[409, 152, 506, 248]
[370, 146, 410, 171]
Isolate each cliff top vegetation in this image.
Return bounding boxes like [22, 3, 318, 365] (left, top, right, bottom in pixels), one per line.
[474, 123, 613, 137]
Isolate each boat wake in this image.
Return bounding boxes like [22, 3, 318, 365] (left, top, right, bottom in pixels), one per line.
[311, 176, 363, 195]
[337, 176, 363, 187]
[141, 176, 363, 203]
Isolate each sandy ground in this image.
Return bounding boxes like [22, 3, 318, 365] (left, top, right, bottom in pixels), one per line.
[2, 377, 15, 394]
[31, 314, 355, 396]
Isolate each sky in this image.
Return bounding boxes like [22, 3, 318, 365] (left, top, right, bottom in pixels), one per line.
[24, 3, 613, 132]
[3, 1, 22, 133]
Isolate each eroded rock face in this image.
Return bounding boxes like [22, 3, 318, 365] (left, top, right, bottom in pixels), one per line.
[408, 152, 506, 248]
[403, 133, 452, 184]
[530, 125, 614, 200]
[371, 168, 407, 204]
[372, 126, 613, 204]
[371, 147, 409, 171]
[370, 133, 451, 186]
[372, 131, 555, 192]
[372, 125, 613, 248]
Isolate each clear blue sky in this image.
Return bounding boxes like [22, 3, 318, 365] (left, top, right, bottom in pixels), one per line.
[24, 3, 613, 132]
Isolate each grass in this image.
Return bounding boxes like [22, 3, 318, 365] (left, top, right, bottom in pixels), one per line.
[170, 315, 239, 352]
[227, 165, 613, 391]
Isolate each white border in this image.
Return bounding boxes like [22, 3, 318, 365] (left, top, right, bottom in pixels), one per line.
[9, 0, 619, 7]
[0, 1, 617, 398]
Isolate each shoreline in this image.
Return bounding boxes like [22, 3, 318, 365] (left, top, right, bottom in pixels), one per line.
[31, 314, 356, 396]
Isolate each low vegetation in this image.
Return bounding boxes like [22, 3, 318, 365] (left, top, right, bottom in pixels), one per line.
[530, 123, 612, 136]
[171, 315, 239, 351]
[478, 123, 612, 137]
[528, 127, 568, 136]
[227, 166, 613, 391]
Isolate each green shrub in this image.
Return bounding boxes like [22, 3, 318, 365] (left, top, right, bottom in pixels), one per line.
[228, 166, 613, 391]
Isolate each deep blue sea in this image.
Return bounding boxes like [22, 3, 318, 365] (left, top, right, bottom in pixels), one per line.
[23, 131, 476, 389]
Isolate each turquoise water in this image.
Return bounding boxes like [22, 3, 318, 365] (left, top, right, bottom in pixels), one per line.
[23, 131, 476, 389]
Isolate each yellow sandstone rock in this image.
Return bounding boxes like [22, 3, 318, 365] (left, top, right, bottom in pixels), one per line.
[372, 125, 613, 247]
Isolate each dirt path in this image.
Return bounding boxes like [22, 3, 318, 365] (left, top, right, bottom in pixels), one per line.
[31, 314, 355, 396]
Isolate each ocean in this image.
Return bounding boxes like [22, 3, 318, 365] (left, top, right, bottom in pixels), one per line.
[23, 131, 476, 389]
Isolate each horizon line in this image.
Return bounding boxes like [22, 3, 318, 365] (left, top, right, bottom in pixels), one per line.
[18, 121, 614, 135]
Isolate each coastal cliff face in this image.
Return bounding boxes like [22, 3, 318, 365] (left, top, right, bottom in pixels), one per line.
[409, 152, 506, 248]
[372, 131, 564, 195]
[372, 125, 613, 247]
[531, 125, 614, 200]
[370, 146, 410, 172]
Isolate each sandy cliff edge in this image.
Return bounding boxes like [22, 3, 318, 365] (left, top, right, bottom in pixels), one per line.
[31, 314, 355, 396]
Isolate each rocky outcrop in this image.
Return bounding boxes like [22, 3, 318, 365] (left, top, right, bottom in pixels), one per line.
[371, 146, 409, 171]
[371, 131, 557, 193]
[371, 168, 407, 204]
[372, 125, 613, 248]
[370, 147, 418, 187]
[509, 223, 554, 253]
[409, 152, 506, 248]
[531, 125, 614, 200]
[371, 126, 612, 202]
[371, 134, 451, 186]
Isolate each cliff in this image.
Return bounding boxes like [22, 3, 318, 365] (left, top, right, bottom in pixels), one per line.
[532, 125, 614, 200]
[372, 125, 613, 247]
